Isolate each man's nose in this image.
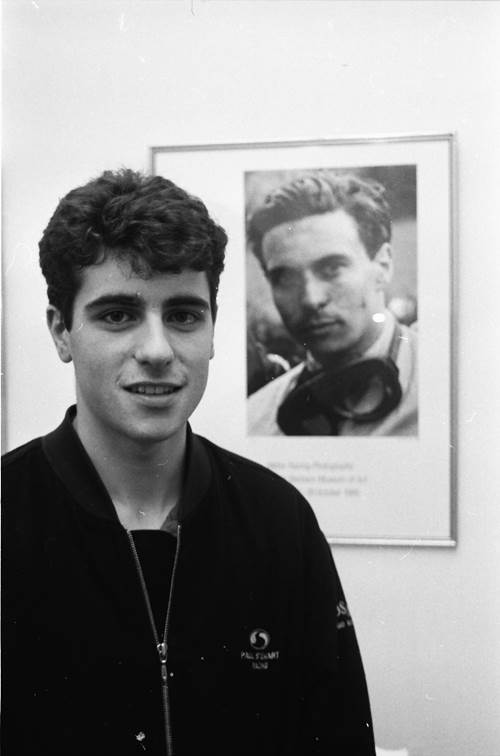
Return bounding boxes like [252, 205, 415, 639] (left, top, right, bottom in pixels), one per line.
[134, 317, 174, 367]
[301, 271, 330, 310]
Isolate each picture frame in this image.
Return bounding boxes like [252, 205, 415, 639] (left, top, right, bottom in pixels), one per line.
[152, 133, 456, 546]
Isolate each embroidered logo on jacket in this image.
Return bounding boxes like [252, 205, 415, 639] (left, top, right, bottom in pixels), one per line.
[249, 628, 270, 650]
[241, 629, 279, 671]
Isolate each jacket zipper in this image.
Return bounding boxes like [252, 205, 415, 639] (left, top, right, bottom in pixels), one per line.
[127, 524, 182, 756]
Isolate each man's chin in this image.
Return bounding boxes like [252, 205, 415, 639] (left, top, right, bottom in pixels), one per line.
[308, 341, 358, 370]
[122, 419, 187, 447]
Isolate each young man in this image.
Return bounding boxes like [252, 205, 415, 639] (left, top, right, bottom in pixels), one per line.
[2, 170, 376, 756]
[247, 172, 418, 436]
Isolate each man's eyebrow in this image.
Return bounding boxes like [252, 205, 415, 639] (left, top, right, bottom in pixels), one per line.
[313, 253, 350, 266]
[84, 293, 210, 311]
[164, 294, 210, 310]
[84, 294, 143, 312]
[267, 253, 349, 272]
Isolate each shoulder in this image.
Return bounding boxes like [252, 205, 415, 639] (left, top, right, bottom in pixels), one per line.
[2, 436, 44, 473]
[395, 321, 418, 387]
[401, 319, 418, 341]
[1, 436, 54, 538]
[197, 434, 314, 517]
[199, 435, 329, 554]
[2, 434, 61, 509]
[198, 433, 328, 532]
[248, 363, 303, 406]
[202, 434, 298, 492]
[397, 320, 418, 355]
[247, 363, 304, 436]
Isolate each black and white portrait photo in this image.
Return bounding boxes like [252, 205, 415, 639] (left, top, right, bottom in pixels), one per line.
[246, 165, 418, 437]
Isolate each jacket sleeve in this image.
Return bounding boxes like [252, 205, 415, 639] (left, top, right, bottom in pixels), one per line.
[299, 498, 376, 754]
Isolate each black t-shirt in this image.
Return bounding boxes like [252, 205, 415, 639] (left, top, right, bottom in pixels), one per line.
[130, 530, 177, 638]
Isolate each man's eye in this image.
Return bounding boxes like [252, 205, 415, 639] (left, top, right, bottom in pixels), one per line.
[269, 268, 300, 289]
[167, 311, 200, 326]
[315, 258, 344, 279]
[319, 264, 339, 279]
[101, 310, 133, 325]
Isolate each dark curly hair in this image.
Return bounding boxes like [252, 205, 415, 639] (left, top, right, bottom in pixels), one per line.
[247, 172, 391, 267]
[39, 169, 227, 328]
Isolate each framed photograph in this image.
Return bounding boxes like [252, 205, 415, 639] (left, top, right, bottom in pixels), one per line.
[152, 134, 456, 546]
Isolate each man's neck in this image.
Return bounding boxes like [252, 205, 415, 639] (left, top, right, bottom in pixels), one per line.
[73, 411, 186, 531]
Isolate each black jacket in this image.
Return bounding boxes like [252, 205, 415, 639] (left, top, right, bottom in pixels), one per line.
[2, 408, 375, 756]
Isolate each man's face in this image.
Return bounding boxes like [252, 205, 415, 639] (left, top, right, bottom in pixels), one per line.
[48, 255, 214, 448]
[261, 210, 392, 367]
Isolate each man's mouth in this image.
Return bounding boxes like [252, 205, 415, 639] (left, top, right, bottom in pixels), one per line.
[303, 318, 344, 336]
[124, 382, 182, 396]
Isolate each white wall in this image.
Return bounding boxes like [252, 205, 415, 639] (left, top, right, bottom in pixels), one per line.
[3, 2, 500, 754]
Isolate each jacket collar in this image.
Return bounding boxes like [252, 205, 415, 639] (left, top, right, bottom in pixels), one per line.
[42, 406, 212, 527]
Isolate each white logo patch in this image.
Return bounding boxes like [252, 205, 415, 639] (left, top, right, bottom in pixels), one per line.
[249, 628, 270, 650]
[241, 628, 279, 671]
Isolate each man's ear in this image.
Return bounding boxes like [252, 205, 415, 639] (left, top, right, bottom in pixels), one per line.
[373, 242, 393, 288]
[46, 306, 73, 364]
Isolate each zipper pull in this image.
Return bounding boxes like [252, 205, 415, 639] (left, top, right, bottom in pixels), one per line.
[157, 642, 168, 682]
